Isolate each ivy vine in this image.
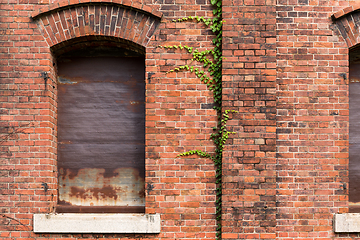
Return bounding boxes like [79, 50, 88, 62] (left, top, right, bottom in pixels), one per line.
[177, 110, 236, 240]
[158, 0, 232, 239]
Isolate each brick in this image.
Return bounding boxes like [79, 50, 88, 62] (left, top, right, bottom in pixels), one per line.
[1, 0, 356, 240]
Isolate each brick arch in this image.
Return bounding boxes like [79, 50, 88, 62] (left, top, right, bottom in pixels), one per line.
[332, 4, 360, 48]
[32, 2, 162, 48]
[31, 0, 162, 19]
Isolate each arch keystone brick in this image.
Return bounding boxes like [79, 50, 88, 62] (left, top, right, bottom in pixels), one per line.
[32, 3, 161, 48]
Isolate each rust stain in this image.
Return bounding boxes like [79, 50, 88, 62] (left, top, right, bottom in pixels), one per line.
[138, 189, 145, 199]
[58, 76, 78, 84]
[130, 101, 142, 105]
[90, 186, 119, 200]
[58, 200, 71, 206]
[350, 77, 360, 83]
[70, 186, 87, 199]
[102, 169, 120, 179]
[59, 168, 145, 207]
[56, 52, 145, 212]
[56, 205, 145, 213]
[349, 202, 360, 213]
[69, 186, 119, 201]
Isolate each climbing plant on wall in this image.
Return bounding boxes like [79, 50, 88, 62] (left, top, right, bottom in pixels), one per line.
[159, 0, 234, 239]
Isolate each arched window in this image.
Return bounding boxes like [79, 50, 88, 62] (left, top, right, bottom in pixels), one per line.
[350, 47, 360, 212]
[55, 41, 145, 213]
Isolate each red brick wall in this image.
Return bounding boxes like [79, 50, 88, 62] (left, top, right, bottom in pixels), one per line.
[0, 0, 58, 234]
[222, 0, 277, 239]
[0, 0, 218, 239]
[220, 0, 357, 239]
[146, 1, 218, 237]
[276, 1, 350, 239]
[2, 0, 360, 239]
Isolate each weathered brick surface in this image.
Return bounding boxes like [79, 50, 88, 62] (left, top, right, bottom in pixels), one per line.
[0, 0, 218, 239]
[276, 0, 350, 239]
[2, 0, 360, 239]
[222, 0, 277, 239]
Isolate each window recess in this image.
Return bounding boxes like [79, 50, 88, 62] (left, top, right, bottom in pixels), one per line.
[56, 45, 145, 213]
[350, 47, 360, 213]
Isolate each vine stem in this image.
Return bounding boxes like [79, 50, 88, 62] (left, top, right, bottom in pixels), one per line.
[161, 0, 223, 238]
[1, 214, 31, 230]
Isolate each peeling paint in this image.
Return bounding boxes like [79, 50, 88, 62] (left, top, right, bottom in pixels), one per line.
[59, 168, 145, 207]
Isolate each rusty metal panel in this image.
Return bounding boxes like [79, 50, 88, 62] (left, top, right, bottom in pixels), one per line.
[350, 60, 360, 212]
[57, 55, 145, 212]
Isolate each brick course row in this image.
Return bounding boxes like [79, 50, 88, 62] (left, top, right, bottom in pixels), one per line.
[222, 0, 277, 238]
[1, 0, 218, 238]
[2, 0, 360, 239]
[276, 0, 349, 239]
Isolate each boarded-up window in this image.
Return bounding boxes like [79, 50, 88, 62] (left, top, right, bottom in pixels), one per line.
[56, 47, 145, 213]
[350, 47, 360, 212]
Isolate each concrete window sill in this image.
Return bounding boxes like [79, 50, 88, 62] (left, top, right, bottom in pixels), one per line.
[33, 213, 160, 233]
[334, 213, 360, 233]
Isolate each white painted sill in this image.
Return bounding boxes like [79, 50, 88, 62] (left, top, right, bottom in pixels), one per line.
[334, 213, 360, 233]
[33, 213, 160, 233]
